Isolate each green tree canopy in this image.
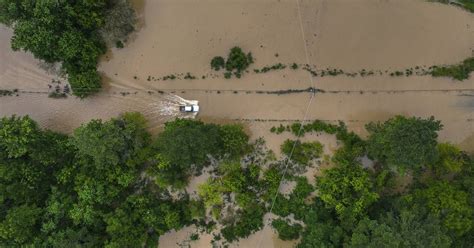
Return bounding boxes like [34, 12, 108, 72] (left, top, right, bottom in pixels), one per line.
[0, 0, 136, 97]
[349, 211, 451, 248]
[150, 119, 249, 188]
[366, 116, 442, 173]
[407, 181, 473, 236]
[317, 163, 379, 229]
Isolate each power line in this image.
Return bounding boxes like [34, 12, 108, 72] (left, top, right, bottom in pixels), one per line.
[256, 0, 317, 247]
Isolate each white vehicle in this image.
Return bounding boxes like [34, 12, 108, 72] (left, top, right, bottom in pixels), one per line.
[179, 104, 199, 113]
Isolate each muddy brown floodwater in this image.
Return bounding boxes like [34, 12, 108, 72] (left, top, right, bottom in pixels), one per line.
[1, 0, 474, 246]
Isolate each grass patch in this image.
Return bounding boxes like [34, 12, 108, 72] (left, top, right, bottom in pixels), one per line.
[254, 63, 286, 73]
[431, 57, 474, 81]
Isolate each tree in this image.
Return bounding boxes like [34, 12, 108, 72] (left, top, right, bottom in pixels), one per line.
[219, 124, 249, 157]
[297, 200, 344, 248]
[211, 56, 225, 71]
[225, 47, 253, 72]
[349, 211, 451, 248]
[104, 193, 188, 248]
[69, 113, 151, 225]
[409, 181, 473, 236]
[150, 119, 249, 187]
[0, 205, 42, 245]
[431, 143, 467, 175]
[0, 0, 136, 97]
[271, 219, 302, 241]
[281, 140, 323, 165]
[366, 116, 442, 173]
[0, 115, 39, 158]
[317, 163, 379, 228]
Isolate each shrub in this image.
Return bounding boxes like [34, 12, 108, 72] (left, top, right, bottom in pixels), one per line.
[221, 206, 265, 242]
[281, 140, 323, 165]
[290, 122, 303, 136]
[431, 57, 474, 81]
[272, 219, 303, 240]
[115, 40, 124, 48]
[225, 47, 254, 73]
[211, 56, 225, 71]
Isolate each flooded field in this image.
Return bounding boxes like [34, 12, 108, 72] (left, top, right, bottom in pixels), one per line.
[1, 0, 474, 246]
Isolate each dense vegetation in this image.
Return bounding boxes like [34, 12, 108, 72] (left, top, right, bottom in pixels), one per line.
[1, 114, 473, 247]
[0, 114, 248, 246]
[0, 0, 136, 97]
[431, 57, 474, 81]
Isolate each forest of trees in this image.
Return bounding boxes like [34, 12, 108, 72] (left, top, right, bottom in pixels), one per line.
[0, 0, 136, 97]
[1, 114, 473, 247]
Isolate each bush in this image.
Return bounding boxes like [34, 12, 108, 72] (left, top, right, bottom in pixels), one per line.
[281, 140, 323, 165]
[272, 219, 303, 240]
[221, 206, 265, 242]
[211, 56, 225, 71]
[290, 122, 303, 136]
[225, 47, 254, 73]
[431, 57, 474, 81]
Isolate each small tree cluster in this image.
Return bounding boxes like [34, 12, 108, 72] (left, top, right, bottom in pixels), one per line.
[210, 47, 254, 79]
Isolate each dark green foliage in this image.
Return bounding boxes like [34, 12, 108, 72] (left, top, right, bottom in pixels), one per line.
[225, 47, 252, 72]
[273, 177, 314, 220]
[115, 40, 124, 48]
[254, 63, 287, 73]
[434, 0, 474, 13]
[0, 115, 39, 158]
[460, 0, 474, 12]
[349, 212, 452, 248]
[272, 219, 302, 240]
[281, 140, 323, 165]
[291, 63, 299, 70]
[0, 0, 136, 97]
[291, 122, 303, 136]
[221, 206, 265, 242]
[0, 89, 16, 97]
[104, 193, 189, 247]
[366, 116, 442, 173]
[2, 113, 474, 247]
[406, 181, 473, 236]
[212, 47, 254, 79]
[283, 120, 366, 163]
[184, 72, 197, 80]
[297, 200, 344, 248]
[431, 57, 474, 81]
[150, 119, 249, 187]
[190, 233, 199, 241]
[0, 113, 193, 247]
[211, 56, 225, 71]
[270, 124, 286, 134]
[219, 124, 250, 157]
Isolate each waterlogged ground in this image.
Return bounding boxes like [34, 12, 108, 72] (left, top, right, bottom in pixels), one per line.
[1, 0, 474, 246]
